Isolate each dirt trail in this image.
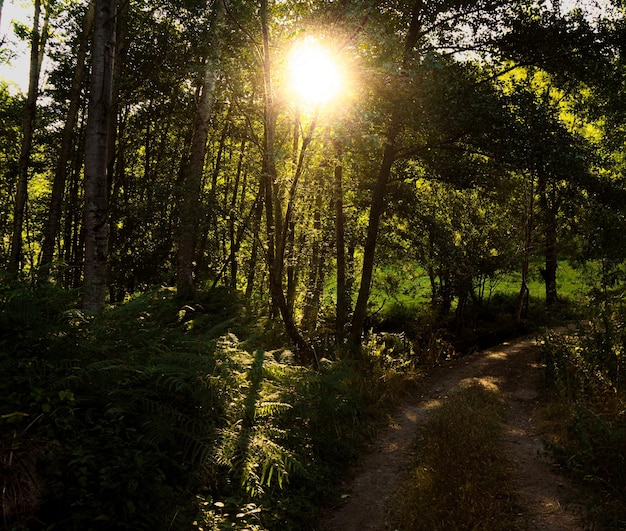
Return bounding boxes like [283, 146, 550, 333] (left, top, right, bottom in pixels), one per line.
[320, 335, 587, 530]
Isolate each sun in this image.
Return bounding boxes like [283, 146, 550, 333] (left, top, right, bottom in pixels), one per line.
[288, 38, 343, 106]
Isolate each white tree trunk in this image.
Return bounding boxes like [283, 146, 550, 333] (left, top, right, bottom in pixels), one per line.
[82, 0, 116, 312]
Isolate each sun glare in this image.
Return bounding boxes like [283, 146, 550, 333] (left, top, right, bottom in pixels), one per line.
[288, 39, 343, 106]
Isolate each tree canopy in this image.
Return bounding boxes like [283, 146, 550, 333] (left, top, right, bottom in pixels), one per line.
[0, 0, 624, 353]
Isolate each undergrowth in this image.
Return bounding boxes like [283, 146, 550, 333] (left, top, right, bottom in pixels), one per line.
[0, 283, 407, 530]
[390, 381, 522, 530]
[539, 289, 626, 529]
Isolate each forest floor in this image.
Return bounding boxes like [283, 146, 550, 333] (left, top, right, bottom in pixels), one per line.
[320, 332, 590, 530]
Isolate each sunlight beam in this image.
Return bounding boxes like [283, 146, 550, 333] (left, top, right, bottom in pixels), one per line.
[288, 38, 343, 106]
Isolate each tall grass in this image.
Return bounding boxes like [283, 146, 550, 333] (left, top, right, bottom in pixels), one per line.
[539, 289, 626, 528]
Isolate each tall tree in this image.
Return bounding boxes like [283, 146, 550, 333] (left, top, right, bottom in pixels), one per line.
[176, 0, 224, 299]
[258, 0, 315, 363]
[82, 0, 116, 312]
[349, 0, 422, 347]
[8, 0, 50, 275]
[40, 0, 95, 277]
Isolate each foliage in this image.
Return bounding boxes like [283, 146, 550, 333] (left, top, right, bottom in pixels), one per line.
[540, 289, 626, 527]
[390, 382, 521, 530]
[0, 284, 404, 530]
[541, 294, 626, 399]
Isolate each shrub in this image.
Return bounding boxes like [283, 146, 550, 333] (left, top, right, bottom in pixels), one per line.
[541, 292, 626, 528]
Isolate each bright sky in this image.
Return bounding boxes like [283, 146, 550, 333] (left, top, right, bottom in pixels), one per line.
[0, 1, 617, 94]
[0, 1, 34, 93]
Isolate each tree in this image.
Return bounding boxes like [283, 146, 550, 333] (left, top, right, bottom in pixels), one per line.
[258, 0, 315, 363]
[348, 0, 537, 345]
[39, 0, 95, 278]
[8, 0, 51, 276]
[175, 0, 225, 299]
[82, 0, 116, 312]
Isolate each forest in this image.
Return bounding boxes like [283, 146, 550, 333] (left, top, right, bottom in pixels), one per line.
[1, 0, 626, 529]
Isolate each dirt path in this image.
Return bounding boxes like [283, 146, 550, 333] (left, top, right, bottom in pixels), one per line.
[320, 335, 588, 530]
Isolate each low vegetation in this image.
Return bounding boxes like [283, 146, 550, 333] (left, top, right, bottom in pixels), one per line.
[390, 382, 521, 530]
[0, 283, 416, 530]
[2, 262, 625, 529]
[539, 291, 626, 528]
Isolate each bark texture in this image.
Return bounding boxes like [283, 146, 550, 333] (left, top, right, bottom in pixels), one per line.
[82, 0, 116, 312]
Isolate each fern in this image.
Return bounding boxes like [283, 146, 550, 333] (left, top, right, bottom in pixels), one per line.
[254, 401, 292, 419]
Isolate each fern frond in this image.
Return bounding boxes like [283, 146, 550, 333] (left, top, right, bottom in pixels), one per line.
[254, 402, 292, 419]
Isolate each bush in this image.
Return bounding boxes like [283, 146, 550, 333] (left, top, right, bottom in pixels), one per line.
[1, 285, 402, 530]
[541, 292, 626, 528]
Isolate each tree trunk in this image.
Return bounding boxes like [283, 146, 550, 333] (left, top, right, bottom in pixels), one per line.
[40, 1, 95, 277]
[8, 0, 49, 276]
[176, 0, 224, 299]
[260, 0, 314, 365]
[303, 171, 324, 330]
[245, 188, 263, 301]
[229, 139, 246, 288]
[349, 1, 422, 347]
[544, 199, 558, 307]
[176, 62, 216, 298]
[82, 0, 116, 312]
[538, 173, 558, 307]
[349, 134, 398, 345]
[63, 128, 86, 289]
[516, 173, 535, 322]
[334, 156, 349, 339]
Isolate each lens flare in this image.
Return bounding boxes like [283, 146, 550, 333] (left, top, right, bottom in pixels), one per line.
[288, 39, 343, 105]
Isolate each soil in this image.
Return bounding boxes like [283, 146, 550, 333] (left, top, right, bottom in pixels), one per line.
[319, 333, 589, 530]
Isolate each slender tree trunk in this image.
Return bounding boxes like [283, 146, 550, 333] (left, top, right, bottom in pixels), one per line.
[64, 122, 86, 288]
[229, 139, 246, 288]
[286, 223, 300, 314]
[516, 172, 535, 322]
[105, 0, 129, 225]
[176, 0, 223, 299]
[176, 62, 216, 298]
[40, 1, 95, 277]
[8, 0, 49, 276]
[245, 188, 263, 301]
[260, 0, 314, 364]
[538, 173, 558, 307]
[349, 1, 422, 347]
[544, 186, 558, 307]
[334, 154, 348, 339]
[82, 0, 116, 312]
[303, 170, 325, 331]
[349, 133, 398, 345]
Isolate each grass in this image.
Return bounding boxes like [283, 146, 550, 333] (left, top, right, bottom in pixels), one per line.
[366, 259, 589, 312]
[390, 382, 523, 530]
